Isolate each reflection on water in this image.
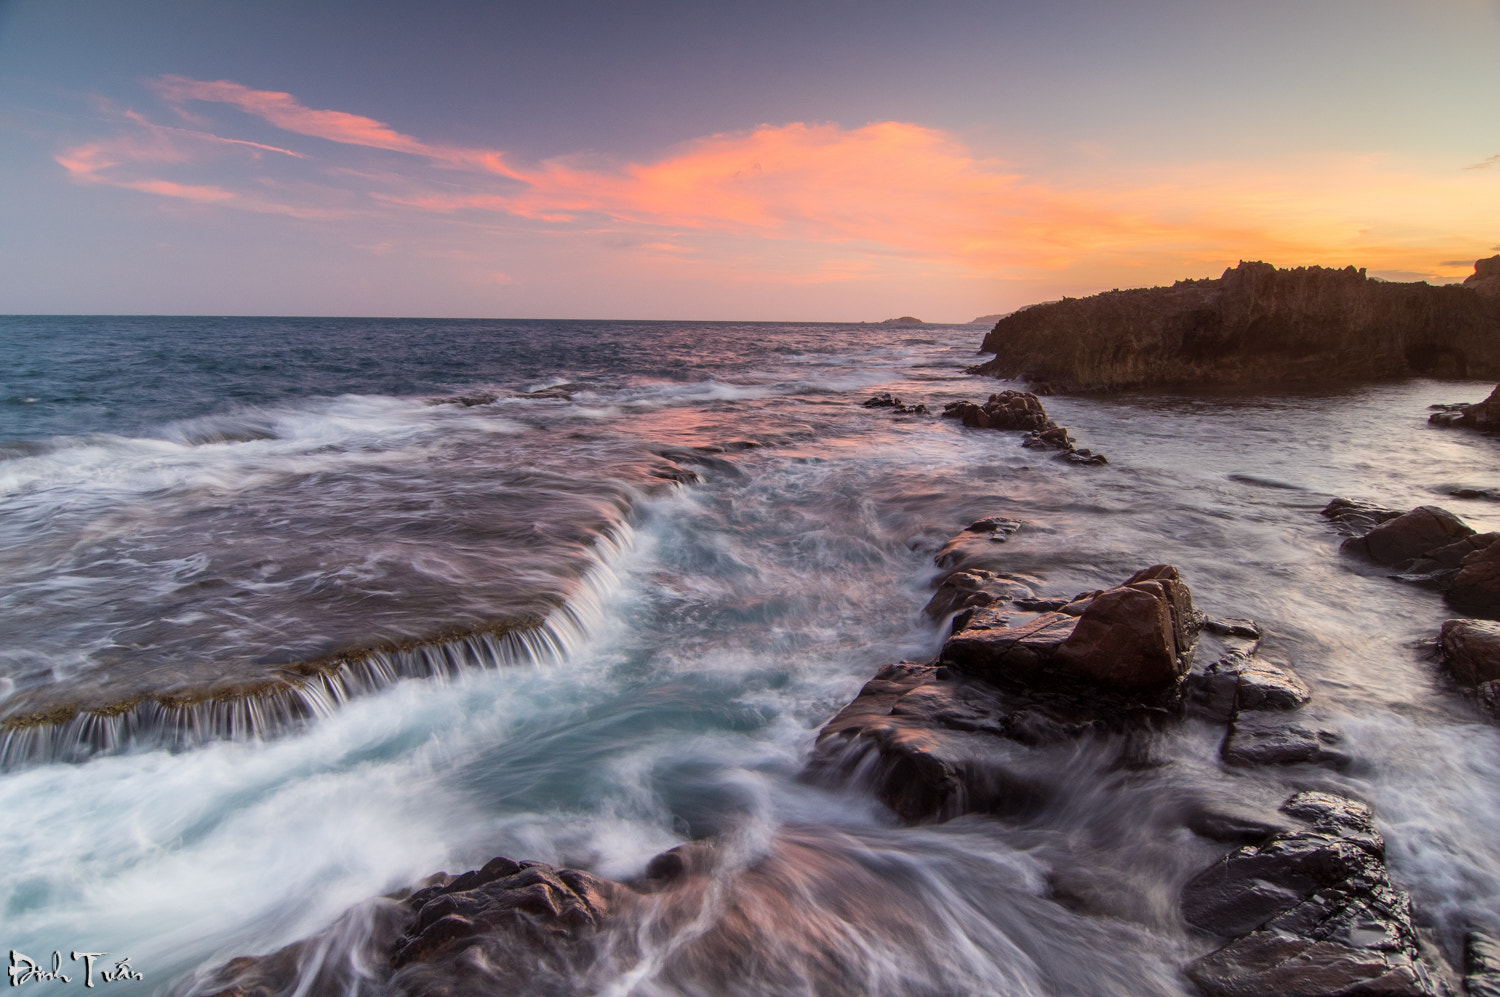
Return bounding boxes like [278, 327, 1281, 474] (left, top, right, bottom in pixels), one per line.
[1, 316, 1498, 993]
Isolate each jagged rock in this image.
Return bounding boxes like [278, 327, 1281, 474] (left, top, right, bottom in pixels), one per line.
[1428, 386, 1500, 430]
[941, 391, 1055, 432]
[1468, 932, 1500, 997]
[941, 392, 1108, 463]
[806, 660, 1122, 823]
[1342, 506, 1475, 567]
[942, 565, 1200, 693]
[1222, 710, 1348, 769]
[1182, 792, 1441, 997]
[970, 259, 1500, 392]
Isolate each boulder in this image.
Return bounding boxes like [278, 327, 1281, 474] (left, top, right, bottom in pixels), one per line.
[1437, 618, 1500, 719]
[1428, 384, 1500, 431]
[1182, 792, 1442, 997]
[941, 392, 1109, 463]
[1342, 506, 1475, 567]
[942, 565, 1199, 694]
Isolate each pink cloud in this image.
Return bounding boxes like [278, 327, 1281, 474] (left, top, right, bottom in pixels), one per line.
[56, 76, 1500, 292]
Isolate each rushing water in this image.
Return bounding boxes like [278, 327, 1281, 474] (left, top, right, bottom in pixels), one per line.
[1, 316, 1498, 995]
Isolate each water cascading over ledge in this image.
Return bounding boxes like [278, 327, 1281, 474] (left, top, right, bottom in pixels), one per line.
[0, 521, 633, 769]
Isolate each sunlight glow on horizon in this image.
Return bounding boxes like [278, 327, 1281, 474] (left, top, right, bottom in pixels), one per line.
[39, 73, 1500, 318]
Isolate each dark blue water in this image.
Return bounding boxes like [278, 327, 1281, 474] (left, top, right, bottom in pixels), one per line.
[0, 316, 914, 441]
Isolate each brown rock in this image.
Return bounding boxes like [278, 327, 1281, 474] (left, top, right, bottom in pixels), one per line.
[1438, 618, 1500, 689]
[1343, 505, 1474, 567]
[970, 260, 1500, 392]
[1051, 584, 1181, 689]
[1447, 542, 1500, 618]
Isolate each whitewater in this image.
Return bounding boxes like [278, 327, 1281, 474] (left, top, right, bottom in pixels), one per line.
[1, 316, 1497, 995]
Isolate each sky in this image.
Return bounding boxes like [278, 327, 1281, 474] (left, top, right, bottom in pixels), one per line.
[1, 0, 1498, 320]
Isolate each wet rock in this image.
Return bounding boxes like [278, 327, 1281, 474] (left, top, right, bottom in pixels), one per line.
[390, 860, 616, 970]
[1438, 618, 1500, 719]
[1447, 543, 1500, 619]
[1342, 506, 1475, 567]
[861, 392, 928, 414]
[941, 392, 1108, 463]
[1402, 533, 1500, 586]
[1187, 650, 1310, 722]
[1322, 497, 1403, 537]
[806, 660, 1113, 822]
[1182, 791, 1441, 997]
[943, 565, 1201, 694]
[933, 516, 1023, 569]
[1058, 448, 1108, 465]
[1222, 710, 1348, 769]
[942, 390, 1054, 432]
[1468, 932, 1500, 997]
[1204, 617, 1263, 640]
[922, 568, 1035, 622]
[1429, 383, 1500, 432]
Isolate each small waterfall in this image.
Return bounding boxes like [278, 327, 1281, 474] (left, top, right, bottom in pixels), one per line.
[0, 520, 632, 769]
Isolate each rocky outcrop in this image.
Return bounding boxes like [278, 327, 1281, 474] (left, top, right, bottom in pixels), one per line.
[1181, 792, 1443, 997]
[970, 259, 1500, 392]
[941, 391, 1108, 464]
[807, 552, 1209, 823]
[1324, 498, 1500, 619]
[1429, 384, 1500, 431]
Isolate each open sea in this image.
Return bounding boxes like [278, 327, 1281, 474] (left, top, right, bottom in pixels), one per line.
[2, 315, 1498, 995]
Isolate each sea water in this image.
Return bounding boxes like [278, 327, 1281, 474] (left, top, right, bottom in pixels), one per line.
[1, 316, 1498, 994]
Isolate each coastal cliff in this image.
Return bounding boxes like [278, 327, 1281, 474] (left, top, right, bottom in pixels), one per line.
[971, 257, 1500, 392]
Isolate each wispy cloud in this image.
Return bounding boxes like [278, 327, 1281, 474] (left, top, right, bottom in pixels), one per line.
[1465, 154, 1500, 170]
[53, 75, 1500, 293]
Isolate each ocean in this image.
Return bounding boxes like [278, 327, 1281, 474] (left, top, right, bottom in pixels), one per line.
[1, 315, 1498, 994]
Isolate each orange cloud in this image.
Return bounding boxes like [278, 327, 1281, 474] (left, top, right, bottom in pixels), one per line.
[57, 76, 1500, 294]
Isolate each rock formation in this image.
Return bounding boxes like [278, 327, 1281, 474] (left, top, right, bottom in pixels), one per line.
[1437, 618, 1500, 719]
[970, 258, 1500, 392]
[1181, 792, 1444, 996]
[941, 391, 1108, 464]
[1430, 383, 1500, 431]
[1323, 499, 1500, 619]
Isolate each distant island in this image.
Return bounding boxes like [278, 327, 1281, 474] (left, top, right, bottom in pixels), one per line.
[971, 256, 1500, 392]
[969, 313, 1008, 325]
[879, 316, 927, 326]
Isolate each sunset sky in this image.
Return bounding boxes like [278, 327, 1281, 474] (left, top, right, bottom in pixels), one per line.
[1, 0, 1498, 320]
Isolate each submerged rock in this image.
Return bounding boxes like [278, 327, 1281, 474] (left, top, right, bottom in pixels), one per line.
[861, 392, 928, 414]
[1182, 791, 1442, 997]
[1469, 932, 1500, 997]
[971, 258, 1500, 392]
[1430, 382, 1500, 432]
